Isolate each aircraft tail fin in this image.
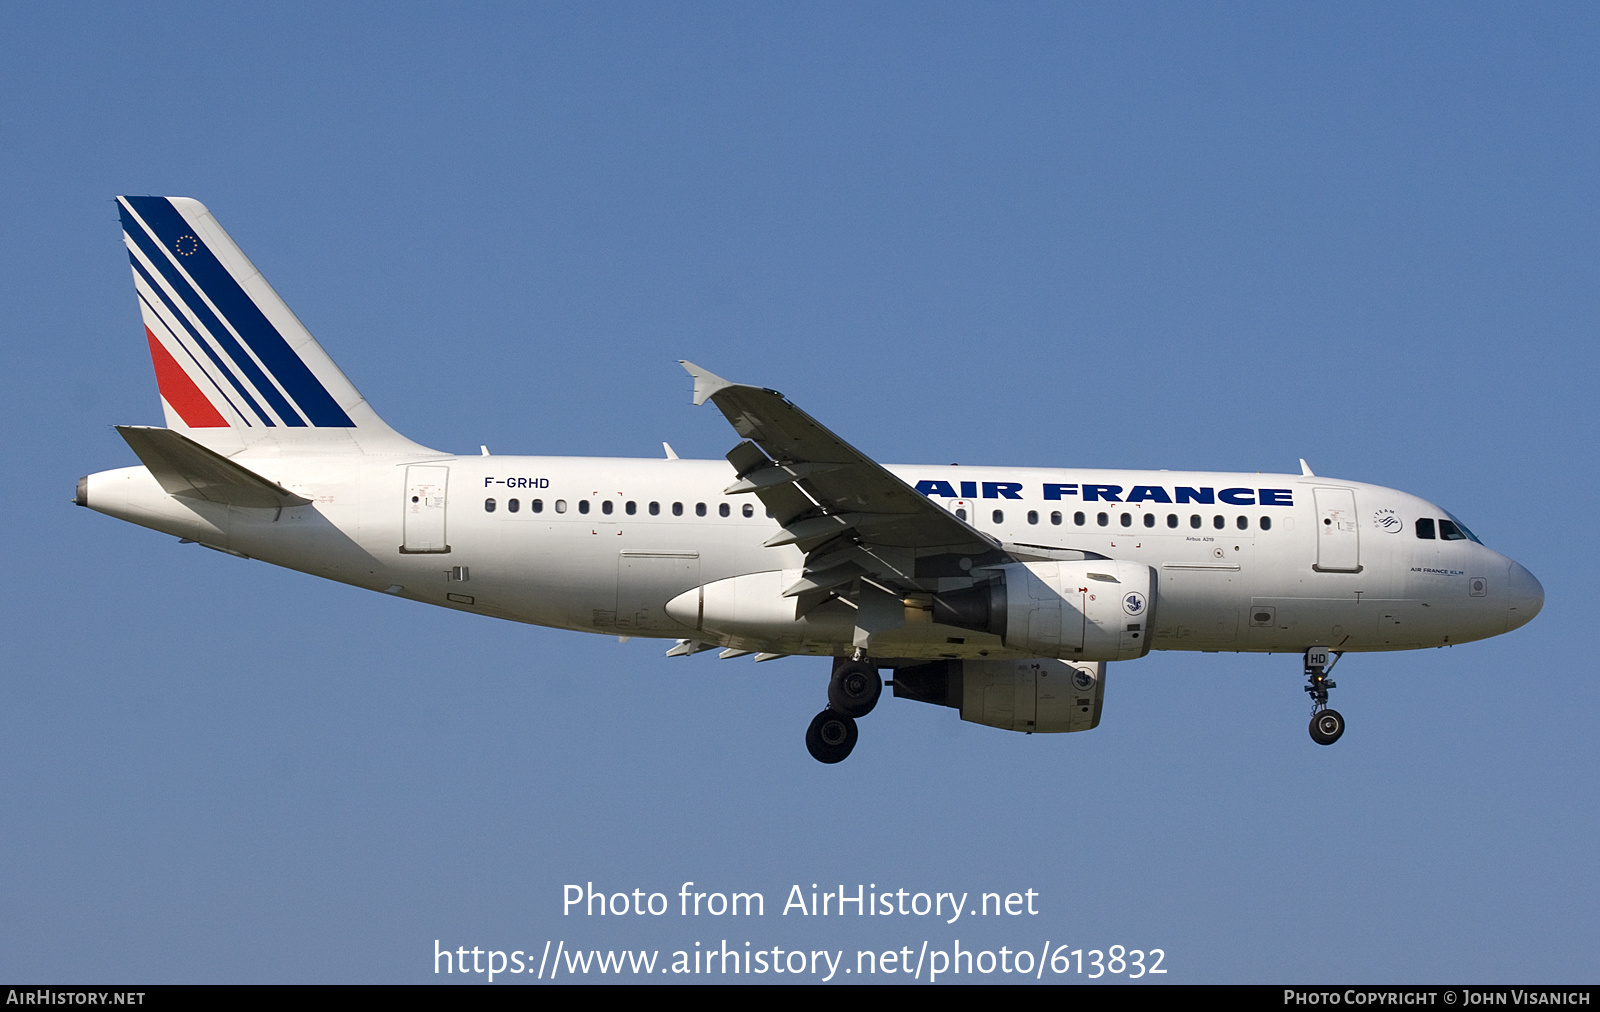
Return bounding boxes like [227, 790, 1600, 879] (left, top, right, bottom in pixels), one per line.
[115, 196, 434, 456]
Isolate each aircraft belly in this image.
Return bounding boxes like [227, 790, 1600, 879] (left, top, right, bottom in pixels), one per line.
[442, 517, 755, 635]
[1151, 568, 1243, 649]
[228, 504, 386, 586]
[1242, 597, 1438, 651]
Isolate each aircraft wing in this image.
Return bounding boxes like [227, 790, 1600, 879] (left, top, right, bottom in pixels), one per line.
[681, 362, 1007, 604]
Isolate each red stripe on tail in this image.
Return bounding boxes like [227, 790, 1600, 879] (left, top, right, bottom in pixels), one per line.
[145, 327, 228, 427]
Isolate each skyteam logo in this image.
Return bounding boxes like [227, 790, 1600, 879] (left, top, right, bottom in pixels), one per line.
[1122, 591, 1146, 617]
[1372, 508, 1402, 533]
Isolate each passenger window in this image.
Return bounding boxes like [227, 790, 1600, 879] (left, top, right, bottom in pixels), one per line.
[955, 508, 968, 520]
[1190, 514, 1201, 529]
[743, 504, 754, 518]
[1213, 515, 1224, 529]
[1027, 510, 1039, 525]
[989, 510, 1002, 524]
[626, 501, 637, 515]
[484, 498, 496, 513]
[1260, 516, 1272, 531]
[1074, 511, 1085, 526]
[719, 503, 730, 517]
[508, 498, 520, 514]
[578, 499, 590, 514]
[531, 499, 542, 513]
[1438, 518, 1467, 541]
[648, 501, 660, 516]
[1236, 516, 1248, 530]
[1097, 512, 1108, 527]
[1051, 511, 1062, 525]
[602, 500, 613, 515]
[1120, 513, 1132, 528]
[1167, 514, 1178, 528]
[672, 502, 683, 517]
[554, 500, 567, 514]
[1144, 513, 1155, 528]
[695, 503, 706, 517]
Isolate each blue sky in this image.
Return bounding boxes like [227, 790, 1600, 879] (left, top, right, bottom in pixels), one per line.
[2, 3, 1595, 983]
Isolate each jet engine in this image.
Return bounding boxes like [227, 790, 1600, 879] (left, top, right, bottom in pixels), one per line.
[892, 657, 1105, 733]
[932, 560, 1156, 662]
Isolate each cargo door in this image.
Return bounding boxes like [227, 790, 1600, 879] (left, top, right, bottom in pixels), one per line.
[617, 551, 700, 632]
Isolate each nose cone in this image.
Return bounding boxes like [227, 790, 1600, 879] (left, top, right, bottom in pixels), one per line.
[1506, 560, 1544, 632]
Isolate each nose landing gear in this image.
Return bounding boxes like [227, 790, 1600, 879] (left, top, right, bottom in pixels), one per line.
[1303, 646, 1344, 745]
[1310, 708, 1345, 745]
[804, 655, 884, 763]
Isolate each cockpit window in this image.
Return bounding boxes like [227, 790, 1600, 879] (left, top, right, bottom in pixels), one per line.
[1438, 519, 1468, 542]
[1415, 518, 1435, 540]
[1443, 511, 1483, 544]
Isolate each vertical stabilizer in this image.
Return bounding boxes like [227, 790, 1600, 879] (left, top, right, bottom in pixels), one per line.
[116, 195, 435, 456]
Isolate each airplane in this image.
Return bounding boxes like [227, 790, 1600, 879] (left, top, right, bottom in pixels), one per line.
[77, 196, 1546, 763]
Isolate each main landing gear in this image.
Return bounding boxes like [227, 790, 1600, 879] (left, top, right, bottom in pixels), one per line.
[805, 655, 883, 764]
[1303, 646, 1345, 745]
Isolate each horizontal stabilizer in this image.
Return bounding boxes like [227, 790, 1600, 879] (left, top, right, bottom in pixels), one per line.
[116, 426, 310, 508]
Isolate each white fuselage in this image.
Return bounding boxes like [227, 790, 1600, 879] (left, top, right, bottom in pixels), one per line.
[82, 454, 1543, 660]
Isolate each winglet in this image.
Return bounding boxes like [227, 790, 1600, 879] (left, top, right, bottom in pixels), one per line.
[679, 360, 735, 406]
[1299, 458, 1315, 477]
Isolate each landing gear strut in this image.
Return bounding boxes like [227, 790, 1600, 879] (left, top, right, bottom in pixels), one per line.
[1303, 646, 1344, 745]
[804, 655, 884, 763]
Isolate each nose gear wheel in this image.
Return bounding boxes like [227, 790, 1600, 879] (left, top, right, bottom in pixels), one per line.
[1309, 708, 1345, 745]
[1303, 647, 1345, 745]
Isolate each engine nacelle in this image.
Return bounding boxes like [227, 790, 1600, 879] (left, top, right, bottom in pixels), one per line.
[893, 657, 1105, 733]
[932, 560, 1155, 662]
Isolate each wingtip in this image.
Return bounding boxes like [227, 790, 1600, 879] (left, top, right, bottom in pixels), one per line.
[678, 360, 735, 406]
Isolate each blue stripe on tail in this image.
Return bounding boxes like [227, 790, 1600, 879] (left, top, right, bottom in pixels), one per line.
[132, 257, 264, 426]
[119, 197, 355, 428]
